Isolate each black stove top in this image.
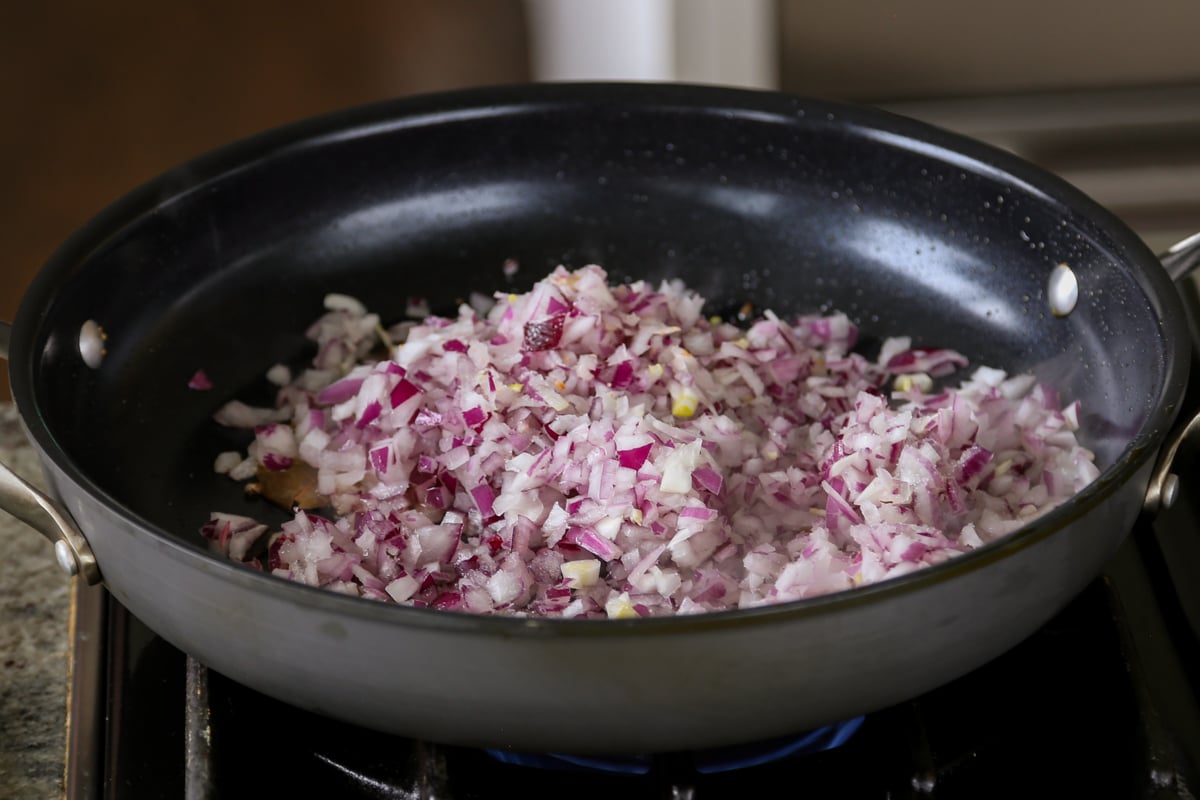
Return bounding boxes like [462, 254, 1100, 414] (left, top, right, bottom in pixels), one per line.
[63, 475, 1200, 799]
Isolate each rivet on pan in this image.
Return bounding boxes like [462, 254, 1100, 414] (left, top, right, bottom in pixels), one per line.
[1047, 263, 1079, 317]
[79, 319, 106, 368]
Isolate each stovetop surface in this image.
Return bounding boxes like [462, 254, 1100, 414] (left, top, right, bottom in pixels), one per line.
[66, 474, 1200, 799]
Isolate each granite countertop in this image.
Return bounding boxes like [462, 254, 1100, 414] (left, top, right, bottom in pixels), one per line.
[0, 404, 69, 799]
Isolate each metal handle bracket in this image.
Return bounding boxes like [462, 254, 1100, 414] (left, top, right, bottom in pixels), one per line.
[1143, 407, 1200, 516]
[0, 320, 100, 583]
[0, 459, 101, 584]
[1144, 232, 1200, 515]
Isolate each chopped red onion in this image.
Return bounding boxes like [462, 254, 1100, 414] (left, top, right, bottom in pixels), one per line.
[470, 484, 497, 518]
[523, 313, 566, 352]
[617, 442, 653, 470]
[208, 265, 1099, 618]
[691, 467, 724, 495]
[317, 376, 365, 405]
[188, 369, 213, 391]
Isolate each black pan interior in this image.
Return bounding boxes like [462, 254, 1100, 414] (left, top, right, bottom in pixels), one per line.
[14, 83, 1179, 546]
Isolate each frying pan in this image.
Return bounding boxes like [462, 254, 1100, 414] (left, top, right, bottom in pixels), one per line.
[2, 83, 1199, 755]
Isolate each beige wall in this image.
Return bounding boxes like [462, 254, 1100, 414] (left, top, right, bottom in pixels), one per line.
[780, 0, 1200, 100]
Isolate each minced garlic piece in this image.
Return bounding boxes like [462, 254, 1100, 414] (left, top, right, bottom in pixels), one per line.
[605, 592, 638, 619]
[894, 373, 933, 393]
[561, 560, 601, 588]
[671, 386, 699, 418]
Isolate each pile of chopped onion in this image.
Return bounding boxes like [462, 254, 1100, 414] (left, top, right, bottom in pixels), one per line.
[202, 265, 1100, 618]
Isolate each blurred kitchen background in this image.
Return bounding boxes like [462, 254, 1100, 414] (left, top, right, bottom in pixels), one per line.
[3, 0, 1200, 397]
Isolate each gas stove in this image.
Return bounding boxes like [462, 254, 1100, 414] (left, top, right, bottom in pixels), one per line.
[62, 457, 1200, 799]
[62, 207, 1200, 797]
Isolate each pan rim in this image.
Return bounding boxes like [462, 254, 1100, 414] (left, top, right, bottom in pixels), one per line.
[9, 81, 1191, 637]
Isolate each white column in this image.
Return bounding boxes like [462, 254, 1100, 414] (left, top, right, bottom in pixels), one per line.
[524, 0, 676, 82]
[524, 0, 778, 88]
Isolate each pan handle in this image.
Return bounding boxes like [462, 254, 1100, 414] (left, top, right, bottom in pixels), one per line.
[0, 322, 101, 584]
[1144, 232, 1200, 515]
[1161, 230, 1200, 283]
